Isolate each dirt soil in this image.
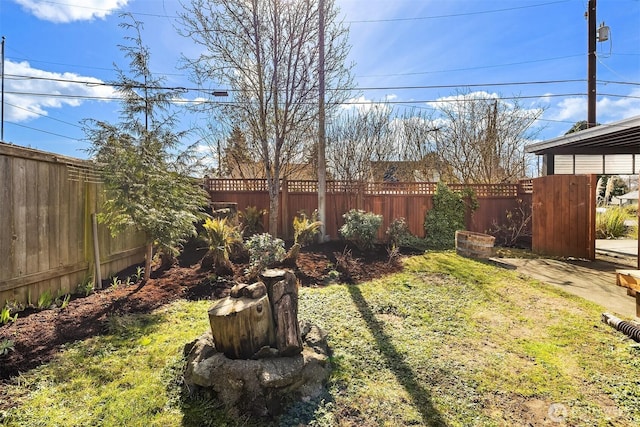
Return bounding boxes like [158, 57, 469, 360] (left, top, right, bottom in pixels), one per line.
[0, 240, 403, 381]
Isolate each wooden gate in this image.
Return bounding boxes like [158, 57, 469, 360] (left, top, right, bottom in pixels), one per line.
[532, 175, 596, 259]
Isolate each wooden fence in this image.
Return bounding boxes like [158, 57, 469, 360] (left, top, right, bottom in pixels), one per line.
[0, 144, 146, 306]
[532, 174, 596, 259]
[204, 178, 533, 241]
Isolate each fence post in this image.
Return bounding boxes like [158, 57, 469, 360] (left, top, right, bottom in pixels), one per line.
[281, 179, 289, 240]
[91, 213, 102, 289]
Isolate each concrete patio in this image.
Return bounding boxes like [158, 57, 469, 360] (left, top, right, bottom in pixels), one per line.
[495, 239, 639, 320]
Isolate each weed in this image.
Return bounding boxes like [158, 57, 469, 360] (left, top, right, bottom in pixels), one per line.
[0, 339, 15, 356]
[134, 266, 144, 282]
[1, 304, 18, 325]
[387, 244, 402, 265]
[54, 293, 71, 310]
[109, 276, 121, 289]
[76, 277, 95, 297]
[37, 290, 53, 310]
[324, 269, 341, 284]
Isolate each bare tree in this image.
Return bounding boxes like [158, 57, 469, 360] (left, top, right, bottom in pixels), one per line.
[390, 109, 456, 182]
[326, 103, 394, 182]
[434, 90, 544, 184]
[178, 0, 353, 233]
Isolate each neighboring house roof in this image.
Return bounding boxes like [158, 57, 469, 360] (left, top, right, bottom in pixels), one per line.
[616, 191, 638, 201]
[526, 115, 640, 155]
[370, 154, 448, 182]
[227, 161, 317, 180]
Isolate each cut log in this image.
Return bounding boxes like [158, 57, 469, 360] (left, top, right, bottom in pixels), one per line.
[230, 282, 267, 299]
[260, 269, 296, 303]
[266, 272, 302, 356]
[208, 294, 276, 359]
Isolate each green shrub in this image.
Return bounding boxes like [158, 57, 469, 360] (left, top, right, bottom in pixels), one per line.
[239, 206, 266, 238]
[424, 183, 470, 249]
[385, 217, 430, 252]
[339, 209, 383, 251]
[386, 217, 412, 246]
[293, 210, 323, 246]
[244, 233, 286, 271]
[596, 207, 628, 239]
[202, 217, 243, 272]
[203, 218, 241, 253]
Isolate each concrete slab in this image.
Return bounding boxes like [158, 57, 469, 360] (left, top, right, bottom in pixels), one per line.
[494, 257, 638, 320]
[596, 238, 638, 258]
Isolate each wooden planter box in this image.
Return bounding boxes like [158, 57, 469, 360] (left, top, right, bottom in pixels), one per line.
[455, 230, 495, 259]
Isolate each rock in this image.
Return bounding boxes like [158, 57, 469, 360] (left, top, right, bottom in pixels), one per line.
[183, 321, 331, 419]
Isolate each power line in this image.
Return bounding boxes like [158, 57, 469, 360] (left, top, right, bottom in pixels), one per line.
[357, 55, 587, 78]
[348, 0, 571, 23]
[5, 89, 640, 105]
[7, 121, 80, 141]
[5, 73, 640, 94]
[6, 55, 183, 77]
[5, 102, 83, 128]
[28, 0, 574, 24]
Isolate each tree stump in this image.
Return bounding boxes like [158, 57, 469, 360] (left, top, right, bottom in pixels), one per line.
[208, 284, 275, 359]
[260, 269, 303, 356]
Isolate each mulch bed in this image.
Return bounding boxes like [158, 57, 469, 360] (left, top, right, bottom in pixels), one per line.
[0, 240, 403, 382]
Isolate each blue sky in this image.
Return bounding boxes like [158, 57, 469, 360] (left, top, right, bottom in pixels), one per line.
[0, 0, 639, 161]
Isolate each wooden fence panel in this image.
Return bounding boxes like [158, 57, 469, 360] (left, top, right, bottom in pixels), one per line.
[204, 178, 532, 244]
[532, 175, 595, 259]
[0, 144, 146, 306]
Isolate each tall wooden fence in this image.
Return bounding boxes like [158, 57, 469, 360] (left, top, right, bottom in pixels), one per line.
[532, 174, 596, 260]
[204, 178, 533, 241]
[0, 144, 146, 306]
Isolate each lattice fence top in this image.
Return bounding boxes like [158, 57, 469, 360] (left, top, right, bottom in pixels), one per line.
[203, 178, 533, 197]
[67, 164, 103, 184]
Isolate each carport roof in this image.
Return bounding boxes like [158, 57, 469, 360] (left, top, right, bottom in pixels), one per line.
[525, 115, 640, 155]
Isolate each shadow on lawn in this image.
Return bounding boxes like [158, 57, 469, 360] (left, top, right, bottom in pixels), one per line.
[347, 284, 448, 427]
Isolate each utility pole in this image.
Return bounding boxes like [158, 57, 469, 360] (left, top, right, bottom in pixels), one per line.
[317, 0, 327, 242]
[1, 36, 5, 141]
[587, 0, 597, 128]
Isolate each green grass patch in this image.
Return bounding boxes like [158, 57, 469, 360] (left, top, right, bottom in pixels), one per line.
[2, 252, 639, 426]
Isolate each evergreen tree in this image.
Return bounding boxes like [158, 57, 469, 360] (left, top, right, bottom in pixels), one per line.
[84, 14, 208, 282]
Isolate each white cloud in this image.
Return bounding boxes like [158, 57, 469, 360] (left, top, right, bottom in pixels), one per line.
[597, 88, 640, 122]
[341, 95, 394, 114]
[552, 97, 586, 122]
[549, 88, 640, 124]
[13, 0, 128, 23]
[5, 60, 116, 122]
[427, 90, 499, 109]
